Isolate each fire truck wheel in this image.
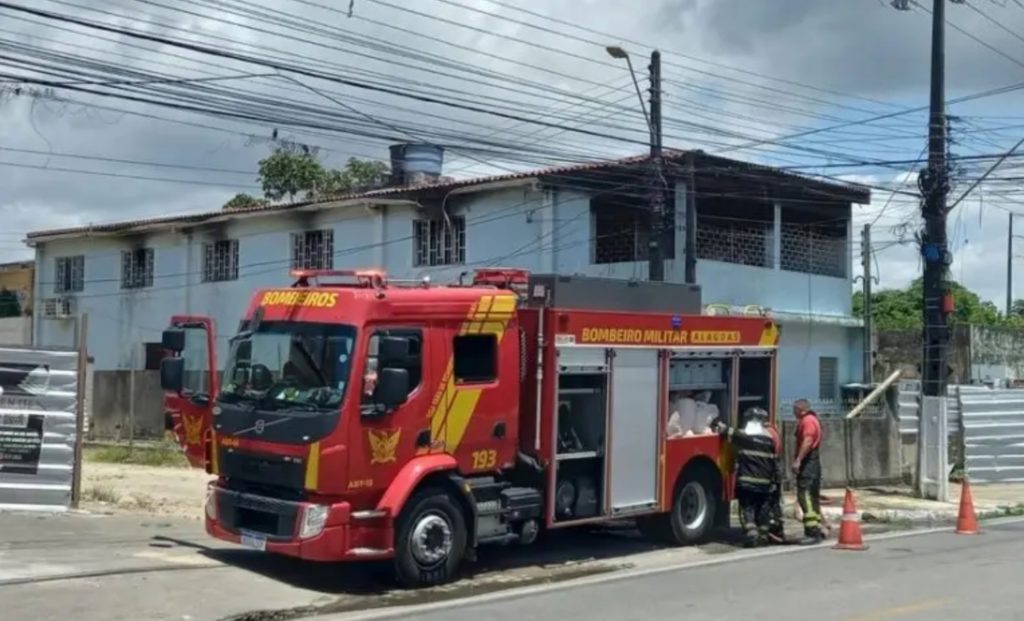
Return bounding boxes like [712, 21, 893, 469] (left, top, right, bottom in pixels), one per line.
[667, 470, 718, 545]
[394, 487, 468, 588]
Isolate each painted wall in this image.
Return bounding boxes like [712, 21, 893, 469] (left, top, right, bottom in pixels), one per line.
[776, 322, 861, 410]
[33, 182, 858, 393]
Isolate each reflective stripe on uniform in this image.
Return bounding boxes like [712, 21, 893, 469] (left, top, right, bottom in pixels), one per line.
[738, 449, 777, 459]
[738, 475, 773, 485]
[801, 490, 820, 525]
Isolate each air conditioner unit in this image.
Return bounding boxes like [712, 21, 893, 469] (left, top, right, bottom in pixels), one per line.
[40, 296, 75, 319]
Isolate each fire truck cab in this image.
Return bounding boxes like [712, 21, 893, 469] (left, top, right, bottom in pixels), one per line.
[160, 268, 778, 587]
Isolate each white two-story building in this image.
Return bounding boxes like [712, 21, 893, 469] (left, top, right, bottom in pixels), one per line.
[26, 147, 870, 410]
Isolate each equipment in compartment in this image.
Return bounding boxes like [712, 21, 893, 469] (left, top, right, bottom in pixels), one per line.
[669, 359, 726, 390]
[667, 357, 731, 434]
[553, 365, 608, 522]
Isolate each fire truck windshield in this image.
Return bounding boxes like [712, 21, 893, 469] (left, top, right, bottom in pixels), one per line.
[214, 321, 356, 442]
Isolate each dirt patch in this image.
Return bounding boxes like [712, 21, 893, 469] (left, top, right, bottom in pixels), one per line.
[81, 460, 211, 520]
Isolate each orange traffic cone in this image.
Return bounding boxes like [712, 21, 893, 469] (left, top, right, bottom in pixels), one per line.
[955, 477, 979, 535]
[833, 488, 868, 551]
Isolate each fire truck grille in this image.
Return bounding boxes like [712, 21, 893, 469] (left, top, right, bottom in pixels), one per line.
[219, 449, 305, 491]
[216, 487, 301, 539]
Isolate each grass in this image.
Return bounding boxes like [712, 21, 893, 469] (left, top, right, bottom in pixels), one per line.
[84, 485, 122, 504]
[84, 442, 189, 468]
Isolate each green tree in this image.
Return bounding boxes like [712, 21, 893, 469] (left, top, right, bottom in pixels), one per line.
[0, 288, 21, 318]
[853, 278, 1007, 330]
[222, 193, 270, 211]
[325, 157, 390, 194]
[1010, 298, 1024, 319]
[258, 147, 325, 202]
[254, 147, 390, 203]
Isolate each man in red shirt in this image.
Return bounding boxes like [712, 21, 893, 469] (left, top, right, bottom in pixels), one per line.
[792, 399, 825, 544]
[764, 420, 785, 544]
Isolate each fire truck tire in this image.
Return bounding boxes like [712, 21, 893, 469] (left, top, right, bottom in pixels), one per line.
[394, 487, 468, 588]
[666, 469, 718, 545]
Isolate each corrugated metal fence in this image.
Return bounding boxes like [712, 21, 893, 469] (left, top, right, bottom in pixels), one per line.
[961, 389, 1024, 484]
[0, 346, 83, 511]
[895, 379, 966, 436]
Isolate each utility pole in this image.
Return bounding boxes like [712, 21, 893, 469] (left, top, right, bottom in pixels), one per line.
[919, 0, 952, 398]
[862, 224, 874, 384]
[606, 46, 667, 282]
[648, 50, 665, 282]
[1008, 213, 1014, 317]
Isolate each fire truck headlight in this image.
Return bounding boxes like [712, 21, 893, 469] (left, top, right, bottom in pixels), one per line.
[205, 487, 217, 521]
[299, 504, 329, 539]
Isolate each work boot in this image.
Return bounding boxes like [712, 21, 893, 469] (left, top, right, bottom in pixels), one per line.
[743, 530, 759, 548]
[797, 529, 825, 546]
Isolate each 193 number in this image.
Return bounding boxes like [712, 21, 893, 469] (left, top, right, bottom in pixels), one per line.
[471, 449, 497, 470]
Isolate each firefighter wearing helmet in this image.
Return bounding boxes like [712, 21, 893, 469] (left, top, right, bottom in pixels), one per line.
[714, 407, 785, 547]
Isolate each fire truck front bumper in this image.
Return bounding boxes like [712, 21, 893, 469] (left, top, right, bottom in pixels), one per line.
[204, 483, 394, 562]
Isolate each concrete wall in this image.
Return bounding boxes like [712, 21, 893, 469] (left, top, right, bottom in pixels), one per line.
[88, 370, 165, 440]
[776, 322, 862, 408]
[0, 316, 31, 346]
[780, 413, 902, 488]
[876, 326, 972, 384]
[969, 325, 1024, 384]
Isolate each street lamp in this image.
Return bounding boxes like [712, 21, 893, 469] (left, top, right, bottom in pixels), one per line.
[605, 46, 653, 142]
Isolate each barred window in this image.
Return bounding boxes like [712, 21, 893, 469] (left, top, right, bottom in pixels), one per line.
[694, 197, 774, 268]
[54, 255, 84, 293]
[818, 356, 839, 401]
[695, 216, 772, 268]
[414, 216, 465, 267]
[291, 230, 334, 270]
[780, 223, 847, 278]
[202, 239, 239, 282]
[121, 248, 154, 290]
[593, 206, 648, 264]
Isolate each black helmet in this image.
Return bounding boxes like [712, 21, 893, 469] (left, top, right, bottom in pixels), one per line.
[742, 407, 769, 424]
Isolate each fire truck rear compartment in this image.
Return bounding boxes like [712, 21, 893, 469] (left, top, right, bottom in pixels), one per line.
[554, 353, 609, 522]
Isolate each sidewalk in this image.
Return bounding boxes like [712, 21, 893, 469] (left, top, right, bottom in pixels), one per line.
[791, 483, 1024, 526]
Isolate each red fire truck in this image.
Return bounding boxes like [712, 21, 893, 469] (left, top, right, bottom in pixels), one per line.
[160, 268, 779, 587]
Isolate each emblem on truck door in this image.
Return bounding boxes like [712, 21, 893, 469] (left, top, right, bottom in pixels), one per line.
[368, 429, 401, 464]
[254, 419, 266, 434]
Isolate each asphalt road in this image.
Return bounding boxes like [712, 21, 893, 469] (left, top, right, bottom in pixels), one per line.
[360, 520, 1024, 621]
[0, 510, 741, 621]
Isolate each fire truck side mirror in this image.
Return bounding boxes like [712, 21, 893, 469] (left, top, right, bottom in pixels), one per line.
[160, 357, 184, 393]
[372, 368, 410, 414]
[378, 336, 410, 367]
[162, 328, 186, 352]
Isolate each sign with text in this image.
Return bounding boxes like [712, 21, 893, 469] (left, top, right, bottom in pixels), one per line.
[0, 347, 81, 510]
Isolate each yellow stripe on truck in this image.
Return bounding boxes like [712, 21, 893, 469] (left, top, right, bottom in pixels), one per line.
[425, 294, 516, 454]
[758, 322, 780, 347]
[305, 441, 321, 490]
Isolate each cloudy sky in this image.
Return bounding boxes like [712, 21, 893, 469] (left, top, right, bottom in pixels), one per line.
[3, 0, 1024, 303]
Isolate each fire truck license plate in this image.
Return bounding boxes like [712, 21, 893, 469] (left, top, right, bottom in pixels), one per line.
[240, 531, 267, 552]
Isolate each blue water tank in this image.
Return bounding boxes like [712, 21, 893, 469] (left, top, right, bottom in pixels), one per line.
[389, 143, 444, 185]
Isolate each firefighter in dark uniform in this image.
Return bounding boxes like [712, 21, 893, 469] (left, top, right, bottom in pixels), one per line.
[714, 407, 780, 547]
[792, 398, 825, 544]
